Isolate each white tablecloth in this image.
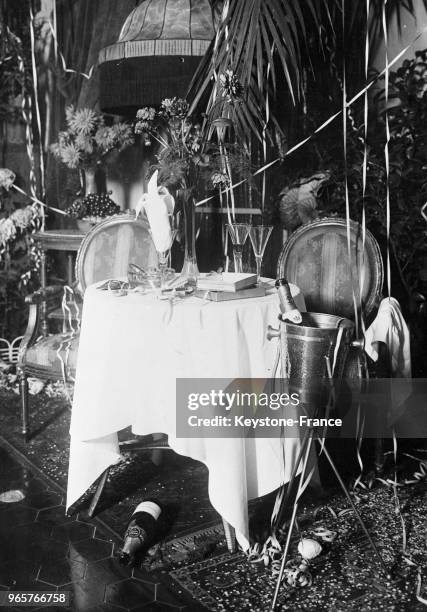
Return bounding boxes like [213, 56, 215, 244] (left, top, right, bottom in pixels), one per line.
[66, 280, 306, 550]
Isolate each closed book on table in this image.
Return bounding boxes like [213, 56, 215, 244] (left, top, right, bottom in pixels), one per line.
[194, 286, 266, 301]
[197, 272, 257, 293]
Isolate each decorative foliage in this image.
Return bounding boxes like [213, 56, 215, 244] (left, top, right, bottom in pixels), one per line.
[135, 97, 251, 194]
[189, 0, 427, 148]
[273, 47, 427, 297]
[0, 169, 16, 191]
[0, 168, 39, 252]
[0, 169, 41, 338]
[0, 8, 33, 124]
[0, 206, 37, 250]
[51, 106, 134, 170]
[278, 172, 330, 231]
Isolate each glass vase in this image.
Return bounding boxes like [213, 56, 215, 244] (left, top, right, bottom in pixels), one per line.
[84, 167, 97, 195]
[179, 189, 199, 287]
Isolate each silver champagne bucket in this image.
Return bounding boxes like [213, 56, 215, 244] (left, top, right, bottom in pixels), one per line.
[272, 312, 355, 411]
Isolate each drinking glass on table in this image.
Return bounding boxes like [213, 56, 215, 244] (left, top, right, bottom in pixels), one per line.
[249, 225, 273, 284]
[226, 223, 250, 273]
[156, 228, 178, 288]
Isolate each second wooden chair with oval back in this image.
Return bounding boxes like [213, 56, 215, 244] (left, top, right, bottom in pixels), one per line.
[276, 216, 390, 473]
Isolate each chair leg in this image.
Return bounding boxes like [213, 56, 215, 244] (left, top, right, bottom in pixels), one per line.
[87, 467, 110, 518]
[18, 368, 29, 441]
[222, 518, 236, 553]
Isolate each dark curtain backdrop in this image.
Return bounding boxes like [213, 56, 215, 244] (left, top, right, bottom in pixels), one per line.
[45, 0, 137, 221]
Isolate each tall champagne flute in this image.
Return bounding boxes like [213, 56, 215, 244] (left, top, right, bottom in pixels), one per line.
[226, 223, 250, 273]
[249, 225, 273, 284]
[156, 228, 178, 289]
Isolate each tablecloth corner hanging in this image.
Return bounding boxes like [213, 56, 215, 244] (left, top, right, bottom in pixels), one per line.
[98, 0, 216, 114]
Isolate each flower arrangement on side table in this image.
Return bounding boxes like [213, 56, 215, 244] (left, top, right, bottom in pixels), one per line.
[51, 106, 134, 228]
[51, 106, 134, 174]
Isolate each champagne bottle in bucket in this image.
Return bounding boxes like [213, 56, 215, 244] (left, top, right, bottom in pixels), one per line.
[119, 500, 161, 565]
[275, 278, 302, 324]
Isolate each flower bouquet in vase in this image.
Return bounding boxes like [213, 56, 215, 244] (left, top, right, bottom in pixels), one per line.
[51, 106, 134, 226]
[134, 95, 251, 285]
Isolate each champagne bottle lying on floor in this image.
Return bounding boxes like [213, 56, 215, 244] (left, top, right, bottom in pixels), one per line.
[119, 500, 162, 565]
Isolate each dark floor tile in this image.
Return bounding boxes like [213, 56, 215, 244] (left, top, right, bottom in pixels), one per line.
[24, 489, 63, 509]
[0, 447, 22, 474]
[52, 522, 95, 543]
[37, 505, 75, 527]
[0, 467, 31, 490]
[22, 477, 55, 496]
[131, 565, 160, 587]
[84, 557, 134, 584]
[67, 578, 107, 609]
[69, 538, 114, 563]
[0, 559, 40, 589]
[0, 503, 37, 530]
[105, 578, 156, 610]
[37, 558, 86, 587]
[3, 523, 69, 564]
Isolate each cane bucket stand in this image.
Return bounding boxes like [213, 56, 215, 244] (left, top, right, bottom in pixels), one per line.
[269, 218, 388, 610]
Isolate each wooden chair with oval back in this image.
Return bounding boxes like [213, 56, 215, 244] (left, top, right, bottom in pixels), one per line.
[276, 216, 390, 473]
[17, 212, 158, 441]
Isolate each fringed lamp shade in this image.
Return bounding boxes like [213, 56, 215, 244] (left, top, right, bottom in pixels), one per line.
[99, 0, 216, 114]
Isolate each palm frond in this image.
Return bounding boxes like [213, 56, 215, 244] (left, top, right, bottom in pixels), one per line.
[188, 0, 427, 147]
[188, 0, 323, 142]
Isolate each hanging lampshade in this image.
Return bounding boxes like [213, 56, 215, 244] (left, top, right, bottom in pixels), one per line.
[98, 0, 216, 114]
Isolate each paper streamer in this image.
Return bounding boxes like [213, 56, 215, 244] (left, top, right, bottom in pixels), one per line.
[342, 0, 360, 339]
[29, 4, 46, 210]
[47, 21, 94, 80]
[8, 25, 38, 203]
[353, 0, 371, 491]
[56, 285, 81, 406]
[11, 184, 67, 216]
[382, 1, 392, 298]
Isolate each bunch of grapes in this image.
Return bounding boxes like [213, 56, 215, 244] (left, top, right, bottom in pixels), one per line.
[66, 193, 120, 219]
[65, 197, 86, 218]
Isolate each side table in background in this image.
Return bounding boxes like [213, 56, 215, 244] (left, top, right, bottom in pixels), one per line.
[33, 229, 86, 336]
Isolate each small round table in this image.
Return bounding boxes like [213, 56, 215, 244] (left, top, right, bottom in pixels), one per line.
[67, 280, 306, 550]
